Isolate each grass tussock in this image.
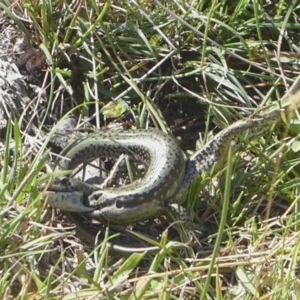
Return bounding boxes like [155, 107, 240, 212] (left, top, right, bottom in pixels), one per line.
[1, 0, 300, 299]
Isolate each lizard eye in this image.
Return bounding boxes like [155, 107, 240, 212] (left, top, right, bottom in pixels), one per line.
[115, 200, 124, 209]
[90, 193, 99, 201]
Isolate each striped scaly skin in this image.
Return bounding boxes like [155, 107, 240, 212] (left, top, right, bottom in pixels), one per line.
[45, 128, 186, 224]
[44, 92, 300, 225]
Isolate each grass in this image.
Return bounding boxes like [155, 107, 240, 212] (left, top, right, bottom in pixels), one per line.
[1, 0, 300, 299]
